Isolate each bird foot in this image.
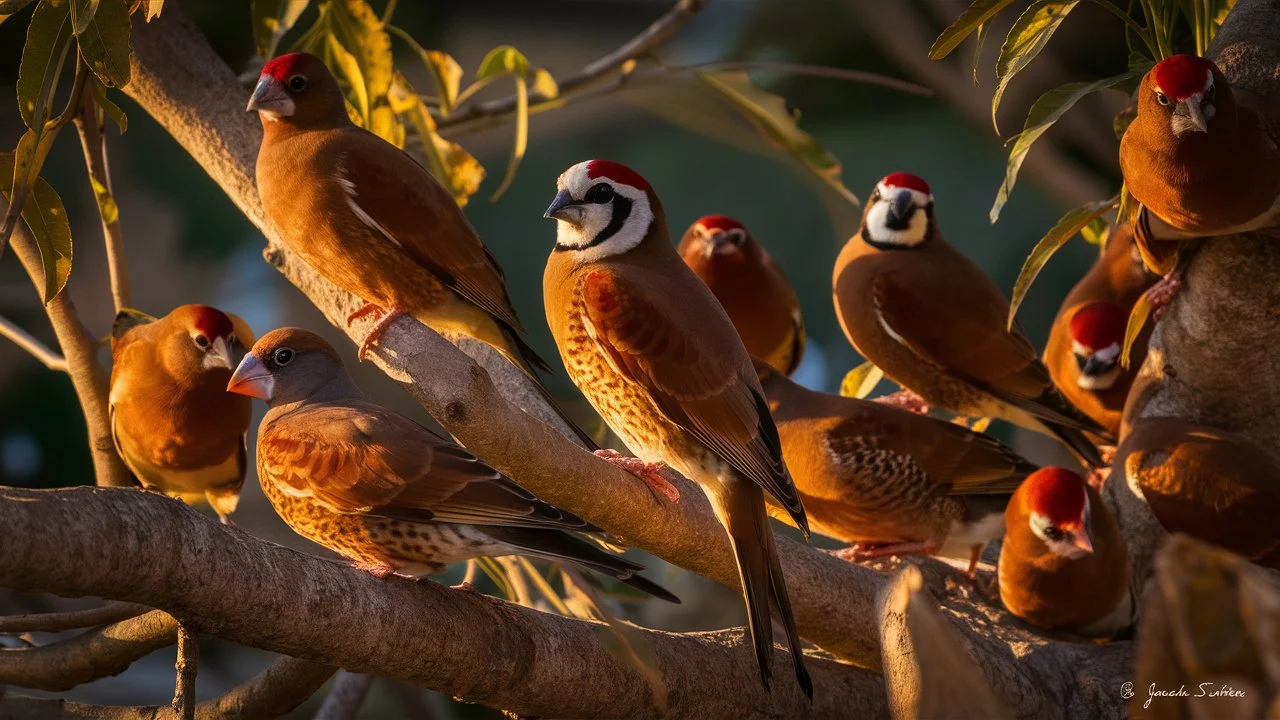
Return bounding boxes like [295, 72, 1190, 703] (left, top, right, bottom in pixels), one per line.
[593, 449, 680, 503]
[873, 390, 930, 415]
[218, 515, 236, 527]
[1145, 270, 1183, 322]
[835, 540, 937, 563]
[450, 581, 477, 592]
[352, 561, 396, 578]
[346, 303, 404, 362]
[952, 571, 999, 604]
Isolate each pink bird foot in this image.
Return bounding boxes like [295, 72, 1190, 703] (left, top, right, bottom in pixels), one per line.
[346, 303, 404, 362]
[218, 515, 236, 527]
[352, 561, 395, 579]
[1087, 446, 1115, 491]
[1145, 270, 1183, 322]
[835, 540, 937, 564]
[874, 390, 930, 415]
[593, 449, 680, 503]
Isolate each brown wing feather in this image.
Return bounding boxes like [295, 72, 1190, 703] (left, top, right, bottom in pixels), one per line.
[580, 270, 806, 528]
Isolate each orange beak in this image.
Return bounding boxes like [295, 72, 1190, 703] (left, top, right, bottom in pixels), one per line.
[227, 352, 274, 400]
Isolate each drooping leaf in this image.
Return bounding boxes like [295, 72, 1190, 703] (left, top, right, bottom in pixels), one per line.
[532, 68, 559, 99]
[386, 25, 462, 115]
[76, 0, 131, 88]
[971, 21, 989, 85]
[325, 34, 369, 122]
[1008, 195, 1117, 329]
[1121, 292, 1152, 368]
[325, 0, 395, 141]
[699, 71, 860, 207]
[1117, 183, 1138, 225]
[138, 0, 162, 21]
[89, 176, 118, 225]
[90, 75, 127, 133]
[69, 0, 98, 34]
[0, 151, 73, 302]
[476, 44, 529, 80]
[252, 0, 310, 59]
[992, 0, 1080, 133]
[840, 361, 884, 400]
[930, 0, 1016, 60]
[17, 0, 74, 129]
[473, 46, 532, 202]
[990, 71, 1137, 222]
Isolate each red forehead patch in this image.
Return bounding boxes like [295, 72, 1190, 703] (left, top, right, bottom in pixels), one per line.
[880, 172, 931, 196]
[191, 306, 234, 339]
[261, 52, 313, 82]
[1025, 467, 1087, 525]
[585, 160, 650, 191]
[696, 215, 745, 232]
[1152, 54, 1215, 101]
[1070, 302, 1126, 350]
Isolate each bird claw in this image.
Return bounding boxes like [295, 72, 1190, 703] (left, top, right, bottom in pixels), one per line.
[218, 515, 236, 527]
[593, 449, 681, 503]
[835, 540, 936, 564]
[1145, 270, 1183, 322]
[874, 390, 930, 415]
[352, 561, 396, 579]
[953, 571, 999, 603]
[346, 304, 404, 362]
[450, 581, 477, 592]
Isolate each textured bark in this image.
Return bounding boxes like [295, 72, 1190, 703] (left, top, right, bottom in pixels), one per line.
[0, 610, 177, 691]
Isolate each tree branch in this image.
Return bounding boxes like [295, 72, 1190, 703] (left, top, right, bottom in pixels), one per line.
[75, 89, 130, 313]
[0, 314, 68, 372]
[0, 609, 177, 692]
[171, 624, 198, 720]
[313, 671, 374, 720]
[0, 601, 146, 633]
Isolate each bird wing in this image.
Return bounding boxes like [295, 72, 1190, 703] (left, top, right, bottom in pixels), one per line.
[258, 403, 588, 530]
[335, 132, 525, 333]
[577, 269, 806, 528]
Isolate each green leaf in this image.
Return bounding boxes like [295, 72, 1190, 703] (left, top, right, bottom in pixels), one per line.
[1079, 216, 1110, 246]
[17, 0, 74, 129]
[476, 44, 529, 80]
[840, 361, 884, 400]
[386, 25, 462, 115]
[930, 0, 1016, 60]
[971, 21, 989, 86]
[69, 0, 96, 33]
[0, 151, 73, 302]
[76, 0, 131, 88]
[992, 0, 1080, 133]
[1121, 292, 1151, 368]
[1007, 195, 1117, 329]
[325, 34, 369, 122]
[990, 71, 1138, 222]
[699, 71, 860, 207]
[326, 0, 395, 141]
[90, 75, 127, 133]
[252, 0, 310, 59]
[89, 176, 118, 224]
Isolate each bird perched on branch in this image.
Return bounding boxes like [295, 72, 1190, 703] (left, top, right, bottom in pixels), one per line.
[1044, 226, 1156, 436]
[247, 52, 597, 449]
[226, 327, 678, 602]
[998, 467, 1134, 638]
[832, 172, 1108, 467]
[543, 160, 812, 698]
[678, 215, 805, 375]
[109, 304, 254, 523]
[756, 361, 1035, 575]
[1115, 417, 1280, 570]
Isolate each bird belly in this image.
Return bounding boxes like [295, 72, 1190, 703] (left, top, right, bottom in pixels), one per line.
[127, 446, 241, 496]
[936, 511, 1005, 560]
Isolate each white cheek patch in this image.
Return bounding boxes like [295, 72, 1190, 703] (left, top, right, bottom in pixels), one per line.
[865, 183, 932, 248]
[552, 173, 654, 262]
[1077, 366, 1121, 390]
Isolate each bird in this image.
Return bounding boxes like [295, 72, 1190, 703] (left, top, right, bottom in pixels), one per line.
[246, 52, 598, 450]
[543, 160, 812, 698]
[756, 360, 1036, 575]
[832, 171, 1108, 467]
[998, 467, 1135, 638]
[1044, 225, 1157, 436]
[108, 304, 254, 523]
[1115, 417, 1280, 569]
[677, 215, 805, 375]
[225, 327, 679, 601]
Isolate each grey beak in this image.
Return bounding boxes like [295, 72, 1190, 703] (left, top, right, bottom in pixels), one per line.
[1180, 98, 1209, 133]
[544, 189, 584, 224]
[247, 75, 292, 115]
[1081, 356, 1113, 377]
[206, 336, 235, 370]
[888, 189, 914, 226]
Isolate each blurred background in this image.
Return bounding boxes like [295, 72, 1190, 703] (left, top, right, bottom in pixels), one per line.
[0, 0, 1131, 715]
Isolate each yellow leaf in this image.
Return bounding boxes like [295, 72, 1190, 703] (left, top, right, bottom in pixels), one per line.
[1122, 292, 1151, 369]
[90, 176, 119, 225]
[532, 68, 558, 99]
[1008, 195, 1116, 330]
[476, 45, 529, 79]
[930, 0, 1016, 60]
[393, 75, 483, 205]
[0, 150, 73, 303]
[991, 0, 1080, 134]
[489, 75, 526, 202]
[251, 0, 310, 59]
[969, 417, 992, 433]
[840, 361, 884, 399]
[326, 0, 395, 141]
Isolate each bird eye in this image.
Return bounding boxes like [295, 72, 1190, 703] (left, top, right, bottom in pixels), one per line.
[584, 183, 615, 204]
[1042, 526, 1068, 542]
[272, 348, 295, 366]
[287, 74, 308, 92]
[1156, 91, 1170, 106]
[194, 334, 210, 349]
[1205, 83, 1216, 102]
[870, 189, 881, 201]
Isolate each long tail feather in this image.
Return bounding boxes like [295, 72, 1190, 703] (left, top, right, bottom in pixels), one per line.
[484, 526, 679, 603]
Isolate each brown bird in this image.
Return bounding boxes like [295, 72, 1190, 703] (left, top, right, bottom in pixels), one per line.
[677, 215, 805, 375]
[757, 361, 1036, 574]
[1115, 417, 1280, 569]
[832, 172, 1107, 467]
[998, 467, 1135, 638]
[543, 160, 812, 697]
[109, 305, 254, 523]
[226, 327, 678, 601]
[247, 52, 597, 449]
[1044, 226, 1157, 436]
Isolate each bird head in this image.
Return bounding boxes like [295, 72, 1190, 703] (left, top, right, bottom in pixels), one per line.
[161, 304, 245, 378]
[247, 52, 345, 126]
[1143, 54, 1229, 137]
[228, 327, 347, 404]
[1023, 467, 1094, 559]
[678, 215, 760, 264]
[861, 172, 934, 249]
[1069, 302, 1127, 390]
[544, 160, 657, 262]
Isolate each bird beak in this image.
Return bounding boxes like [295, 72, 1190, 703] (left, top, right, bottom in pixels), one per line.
[887, 189, 914, 226]
[544, 189, 584, 225]
[707, 231, 738, 257]
[203, 336, 235, 371]
[1071, 528, 1094, 555]
[247, 75, 294, 117]
[227, 352, 274, 400]
[1179, 98, 1209, 133]
[1080, 355, 1112, 377]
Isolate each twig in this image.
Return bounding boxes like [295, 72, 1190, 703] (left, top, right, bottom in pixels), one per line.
[0, 601, 146, 633]
[172, 623, 198, 720]
[678, 60, 933, 96]
[75, 86, 130, 312]
[0, 314, 68, 372]
[0, 609, 178, 692]
[313, 671, 375, 720]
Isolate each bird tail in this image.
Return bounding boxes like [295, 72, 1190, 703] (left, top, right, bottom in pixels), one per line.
[722, 488, 813, 700]
[1040, 420, 1106, 468]
[482, 526, 679, 604]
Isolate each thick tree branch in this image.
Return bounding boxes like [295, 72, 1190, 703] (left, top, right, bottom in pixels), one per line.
[0, 610, 177, 692]
[0, 601, 146, 633]
[0, 313, 68, 372]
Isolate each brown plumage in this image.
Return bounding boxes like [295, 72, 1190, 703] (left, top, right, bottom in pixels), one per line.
[109, 305, 254, 522]
[544, 160, 811, 697]
[1115, 417, 1280, 569]
[757, 361, 1035, 567]
[998, 467, 1134, 638]
[832, 172, 1108, 466]
[678, 215, 805, 375]
[247, 52, 597, 450]
[1044, 226, 1157, 436]
[226, 328, 677, 601]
